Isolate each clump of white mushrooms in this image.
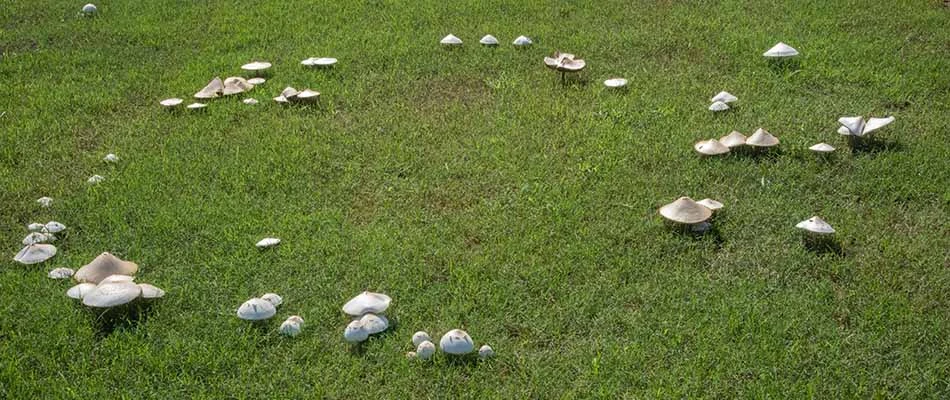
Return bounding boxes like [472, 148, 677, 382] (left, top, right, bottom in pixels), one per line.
[66, 253, 164, 308]
[405, 329, 494, 361]
[13, 221, 66, 265]
[342, 291, 392, 343]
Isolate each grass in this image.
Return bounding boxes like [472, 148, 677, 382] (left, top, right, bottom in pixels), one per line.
[1, 0, 949, 397]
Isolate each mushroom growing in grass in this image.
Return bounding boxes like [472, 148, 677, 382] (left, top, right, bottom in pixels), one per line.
[412, 331, 431, 347]
[256, 238, 280, 249]
[659, 197, 713, 232]
[694, 139, 730, 156]
[223, 77, 254, 96]
[710, 91, 737, 104]
[14, 244, 57, 265]
[512, 35, 532, 47]
[186, 103, 207, 110]
[45, 221, 66, 234]
[543, 52, 586, 84]
[809, 143, 835, 153]
[837, 116, 895, 147]
[248, 78, 266, 85]
[439, 329, 475, 355]
[295, 89, 320, 103]
[719, 131, 746, 148]
[440, 34, 463, 46]
[708, 101, 730, 112]
[243, 98, 259, 105]
[301, 57, 338, 67]
[138, 283, 166, 299]
[195, 77, 224, 99]
[280, 316, 304, 337]
[746, 128, 780, 149]
[103, 153, 119, 163]
[479, 35, 499, 46]
[344, 320, 370, 343]
[160, 98, 183, 108]
[237, 298, 277, 321]
[796, 216, 835, 235]
[342, 291, 391, 317]
[87, 175, 105, 184]
[763, 42, 799, 58]
[416, 340, 436, 360]
[66, 283, 97, 299]
[261, 293, 283, 307]
[359, 314, 389, 335]
[241, 61, 272, 76]
[36, 197, 53, 207]
[74, 252, 138, 284]
[81, 4, 98, 16]
[82, 281, 141, 308]
[696, 198, 724, 211]
[603, 78, 627, 89]
[23, 232, 53, 245]
[49, 267, 74, 279]
[479, 345, 495, 359]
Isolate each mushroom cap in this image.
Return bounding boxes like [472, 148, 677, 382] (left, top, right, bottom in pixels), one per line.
[710, 91, 738, 103]
[359, 313, 389, 335]
[87, 175, 105, 184]
[14, 244, 57, 264]
[243, 98, 259, 105]
[342, 291, 392, 316]
[763, 42, 799, 57]
[838, 116, 865, 136]
[279, 319, 303, 337]
[48, 267, 75, 279]
[416, 340, 436, 359]
[479, 35, 499, 46]
[719, 131, 747, 148]
[194, 77, 223, 99]
[74, 252, 138, 284]
[186, 103, 207, 110]
[286, 315, 304, 325]
[344, 320, 370, 342]
[659, 197, 713, 224]
[708, 101, 730, 112]
[439, 329, 475, 355]
[273, 96, 290, 104]
[281, 87, 299, 98]
[247, 78, 266, 85]
[478, 344, 495, 359]
[241, 61, 272, 71]
[160, 98, 183, 107]
[82, 4, 97, 14]
[138, 283, 166, 299]
[694, 139, 730, 155]
[307, 57, 338, 67]
[261, 293, 283, 306]
[809, 143, 835, 153]
[543, 52, 585, 72]
[23, 232, 52, 245]
[696, 198, 724, 211]
[222, 77, 254, 96]
[796, 216, 836, 234]
[296, 89, 320, 100]
[512, 35, 532, 46]
[746, 128, 780, 147]
[837, 126, 852, 136]
[100, 274, 135, 284]
[863, 116, 894, 135]
[256, 238, 280, 248]
[440, 34, 463, 45]
[411, 331, 431, 347]
[603, 78, 627, 88]
[27, 222, 45, 232]
[66, 283, 97, 300]
[82, 281, 142, 308]
[36, 197, 53, 207]
[45, 221, 66, 233]
[103, 153, 119, 163]
[237, 298, 277, 321]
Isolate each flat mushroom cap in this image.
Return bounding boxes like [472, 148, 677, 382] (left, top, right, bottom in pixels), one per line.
[138, 283, 166, 299]
[694, 139, 730, 155]
[359, 313, 389, 334]
[603, 78, 627, 88]
[440, 34, 463, 45]
[14, 244, 57, 264]
[809, 143, 836, 153]
[863, 117, 895, 135]
[710, 91, 738, 103]
[708, 101, 730, 112]
[261, 293, 283, 306]
[746, 128, 780, 147]
[247, 78, 266, 85]
[796, 216, 836, 234]
[479, 35, 499, 45]
[194, 77, 224, 99]
[243, 98, 259, 105]
[342, 291, 391, 316]
[659, 197, 713, 224]
[66, 283, 97, 300]
[82, 282, 142, 308]
[296, 89, 320, 100]
[222, 77, 254, 96]
[49, 267, 75, 279]
[838, 116, 865, 136]
[237, 298, 277, 320]
[28, 222, 46, 232]
[439, 329, 475, 355]
[45, 221, 66, 233]
[186, 103, 207, 110]
[160, 98, 183, 107]
[344, 320, 369, 342]
[74, 252, 139, 284]
[256, 238, 280, 248]
[696, 198, 724, 211]
[512, 35, 532, 46]
[23, 232, 52, 245]
[719, 131, 747, 147]
[241, 61, 272, 71]
[763, 42, 799, 57]
[544, 52, 585, 72]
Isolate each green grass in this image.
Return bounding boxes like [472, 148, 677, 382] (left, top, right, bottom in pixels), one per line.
[2, 0, 949, 397]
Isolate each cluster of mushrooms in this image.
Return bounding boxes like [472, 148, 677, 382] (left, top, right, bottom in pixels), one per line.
[440, 34, 532, 47]
[408, 329, 493, 361]
[65, 252, 165, 308]
[708, 91, 738, 112]
[342, 291, 392, 342]
[658, 197, 723, 233]
[694, 128, 780, 156]
[237, 293, 303, 336]
[13, 221, 65, 265]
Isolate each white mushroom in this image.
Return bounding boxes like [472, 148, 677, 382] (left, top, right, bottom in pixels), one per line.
[48, 267, 75, 279]
[87, 175, 105, 184]
[82, 281, 142, 308]
[696, 198, 724, 211]
[479, 344, 495, 359]
[746, 128, 780, 148]
[440, 34, 463, 46]
[273, 96, 290, 104]
[237, 298, 277, 321]
[659, 197, 713, 225]
[247, 78, 266, 85]
[512, 35, 532, 46]
[710, 91, 737, 104]
[256, 237, 280, 249]
[99, 274, 135, 284]
[81, 3, 97, 15]
[74, 252, 138, 284]
[763, 42, 799, 58]
[302, 57, 337, 67]
[796, 216, 836, 235]
[694, 139, 730, 156]
[411, 331, 431, 347]
[416, 340, 436, 359]
[279, 316, 304, 337]
[708, 101, 730, 112]
[359, 313, 389, 335]
[194, 77, 223, 99]
[344, 320, 369, 343]
[261, 293, 283, 307]
[295, 89, 320, 102]
[243, 98, 259, 105]
[13, 244, 57, 264]
[160, 98, 183, 108]
[809, 143, 835, 153]
[36, 197, 53, 207]
[22, 232, 52, 245]
[222, 77, 254, 96]
[719, 131, 747, 148]
[241, 61, 272, 73]
[479, 35, 499, 46]
[603, 78, 627, 88]
[439, 329, 475, 355]
[342, 291, 391, 317]
[281, 87, 299, 99]
[45, 221, 66, 233]
[838, 116, 895, 137]
[27, 222, 45, 232]
[66, 283, 97, 300]
[186, 103, 207, 110]
[138, 283, 166, 299]
[103, 153, 119, 163]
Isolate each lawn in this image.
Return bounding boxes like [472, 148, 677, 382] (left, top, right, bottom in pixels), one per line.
[1, 0, 949, 398]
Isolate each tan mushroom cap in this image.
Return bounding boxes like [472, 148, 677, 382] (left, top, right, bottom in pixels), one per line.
[696, 198, 724, 211]
[281, 87, 299, 98]
[82, 281, 142, 308]
[543, 52, 586, 72]
[194, 77, 223, 99]
[659, 197, 713, 224]
[222, 77, 254, 96]
[74, 252, 138, 284]
[746, 128, 780, 147]
[719, 131, 747, 148]
[694, 139, 730, 155]
[138, 283, 166, 299]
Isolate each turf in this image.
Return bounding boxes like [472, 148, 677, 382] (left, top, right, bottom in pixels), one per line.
[1, 0, 949, 398]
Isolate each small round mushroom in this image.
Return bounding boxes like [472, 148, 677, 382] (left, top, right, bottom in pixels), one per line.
[280, 87, 299, 99]
[243, 98, 259, 105]
[82, 281, 142, 308]
[479, 35, 499, 46]
[512, 35, 532, 46]
[48, 267, 75, 280]
[416, 340, 436, 359]
[710, 91, 737, 104]
[342, 291, 391, 317]
[796, 216, 835, 235]
[13, 244, 57, 265]
[719, 131, 747, 148]
[74, 252, 138, 284]
[708, 101, 730, 112]
[261, 293, 283, 307]
[45, 221, 66, 233]
[138, 283, 166, 299]
[411, 331, 431, 347]
[66, 283, 97, 300]
[696, 198, 724, 211]
[763, 42, 799, 58]
[279, 316, 304, 337]
[23, 232, 52, 245]
[478, 344, 495, 359]
[103, 153, 119, 163]
[659, 197, 713, 225]
[809, 143, 835, 153]
[81, 4, 97, 15]
[36, 197, 53, 207]
[694, 139, 730, 156]
[439, 329, 475, 355]
[344, 320, 369, 343]
[237, 298, 277, 321]
[440, 34, 463, 46]
[746, 128, 780, 148]
[359, 313, 389, 335]
[87, 175, 105, 184]
[256, 238, 280, 249]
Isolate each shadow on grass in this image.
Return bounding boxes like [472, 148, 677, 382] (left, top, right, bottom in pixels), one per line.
[89, 301, 157, 339]
[803, 235, 846, 256]
[668, 221, 726, 249]
[847, 136, 903, 155]
[767, 58, 802, 75]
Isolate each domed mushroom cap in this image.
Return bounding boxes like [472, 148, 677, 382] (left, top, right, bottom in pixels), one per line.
[479, 35, 499, 46]
[66, 283, 97, 300]
[809, 143, 835, 153]
[863, 117, 895, 135]
[512, 35, 532, 46]
[838, 116, 865, 136]
[659, 197, 713, 224]
[342, 291, 391, 316]
[273, 96, 290, 104]
[261, 293, 282, 306]
[23, 232, 52, 245]
[440, 34, 463, 46]
[417, 340, 436, 359]
[247, 77, 266, 85]
[286, 315, 304, 325]
[411, 331, 431, 347]
[82, 281, 142, 308]
[241, 61, 272, 72]
[710, 91, 737, 103]
[160, 98, 183, 107]
[479, 344, 495, 359]
[279, 318, 303, 337]
[796, 216, 836, 234]
[603, 78, 627, 88]
[763, 42, 799, 57]
[103, 153, 119, 163]
[344, 320, 369, 343]
[87, 175, 105, 184]
[694, 139, 730, 155]
[719, 131, 747, 148]
[708, 101, 730, 112]
[696, 198, 724, 211]
[45, 221, 66, 233]
[194, 77, 223, 99]
[439, 329, 475, 355]
[746, 128, 780, 147]
[82, 4, 97, 14]
[359, 313, 389, 335]
[48, 267, 74, 279]
[837, 126, 851, 136]
[36, 197, 53, 207]
[14, 244, 57, 264]
[256, 238, 280, 249]
[138, 283, 166, 299]
[74, 252, 138, 284]
[237, 298, 277, 321]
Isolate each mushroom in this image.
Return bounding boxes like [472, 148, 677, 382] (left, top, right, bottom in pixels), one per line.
[719, 131, 747, 148]
[273, 96, 290, 104]
[478, 344, 495, 359]
[241, 61, 272, 75]
[23, 232, 52, 245]
[763, 42, 799, 58]
[406, 351, 417, 359]
[512, 35, 532, 46]
[411, 331, 431, 347]
[103, 153, 119, 163]
[243, 98, 259, 105]
[138, 283, 166, 299]
[479, 35, 499, 46]
[160, 98, 183, 108]
[186, 103, 207, 110]
[710, 91, 737, 104]
[279, 316, 304, 337]
[796, 216, 835, 235]
[708, 101, 730, 112]
[295, 89, 320, 102]
[237, 298, 277, 321]
[439, 329, 475, 355]
[81, 3, 97, 15]
[66, 283, 96, 299]
[809, 143, 835, 153]
[222, 77, 254, 96]
[696, 198, 724, 211]
[440, 34, 463, 46]
[543, 52, 586, 83]
[603, 78, 627, 89]
[74, 252, 139, 284]
[342, 291, 391, 317]
[302, 57, 337, 67]
[36, 197, 53, 207]
[100, 274, 135, 284]
[194, 77, 223, 99]
[694, 139, 730, 156]
[27, 223, 45, 232]
[45, 221, 66, 233]
[82, 281, 142, 308]
[658, 197, 713, 225]
[261, 293, 283, 307]
[281, 87, 300, 99]
[48, 267, 74, 279]
[344, 320, 369, 343]
[837, 116, 894, 137]
[87, 175, 105, 184]
[247, 78, 266, 85]
[256, 238, 280, 249]
[359, 313, 389, 335]
[13, 244, 57, 264]
[746, 128, 780, 148]
[416, 340, 436, 360]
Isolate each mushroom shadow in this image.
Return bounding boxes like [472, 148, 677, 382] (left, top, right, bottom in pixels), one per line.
[443, 353, 479, 367]
[726, 146, 783, 161]
[88, 301, 156, 339]
[847, 136, 902, 155]
[669, 221, 725, 248]
[803, 236, 846, 256]
[767, 58, 802, 74]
